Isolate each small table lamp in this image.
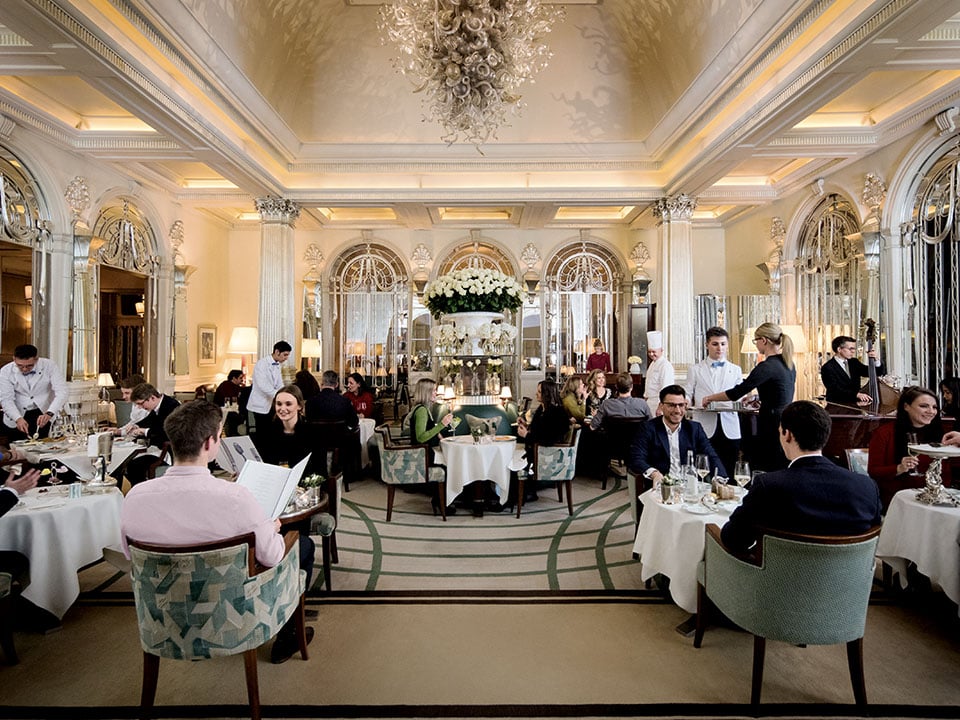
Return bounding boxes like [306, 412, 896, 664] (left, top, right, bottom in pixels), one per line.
[97, 373, 114, 403]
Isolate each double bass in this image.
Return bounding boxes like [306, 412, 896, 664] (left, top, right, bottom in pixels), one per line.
[863, 318, 899, 415]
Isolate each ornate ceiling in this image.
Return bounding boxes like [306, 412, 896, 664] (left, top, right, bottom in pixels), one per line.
[0, 0, 957, 230]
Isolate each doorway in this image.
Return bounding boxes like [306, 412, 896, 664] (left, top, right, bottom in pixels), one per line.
[99, 265, 146, 381]
[0, 240, 33, 357]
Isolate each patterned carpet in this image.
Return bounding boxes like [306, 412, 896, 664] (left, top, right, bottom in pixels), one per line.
[78, 473, 647, 597]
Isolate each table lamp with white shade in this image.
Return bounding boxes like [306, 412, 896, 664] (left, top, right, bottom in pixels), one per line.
[301, 337, 322, 372]
[97, 372, 115, 403]
[226, 326, 258, 381]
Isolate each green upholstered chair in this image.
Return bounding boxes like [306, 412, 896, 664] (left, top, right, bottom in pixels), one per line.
[450, 404, 518, 437]
[128, 532, 308, 720]
[113, 399, 134, 428]
[845, 448, 870, 476]
[694, 523, 881, 705]
[516, 427, 580, 518]
[375, 425, 447, 521]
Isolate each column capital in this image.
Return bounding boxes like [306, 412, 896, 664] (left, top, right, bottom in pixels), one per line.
[255, 197, 301, 224]
[652, 194, 697, 223]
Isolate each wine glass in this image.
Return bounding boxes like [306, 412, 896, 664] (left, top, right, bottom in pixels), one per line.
[734, 459, 751, 489]
[695, 454, 710, 489]
[905, 432, 922, 476]
[450, 416, 462, 433]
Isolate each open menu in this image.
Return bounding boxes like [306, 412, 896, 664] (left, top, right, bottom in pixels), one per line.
[236, 454, 311, 519]
[216, 436, 263, 474]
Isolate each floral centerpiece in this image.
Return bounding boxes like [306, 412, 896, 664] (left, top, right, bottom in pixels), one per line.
[627, 355, 642, 374]
[423, 268, 523, 318]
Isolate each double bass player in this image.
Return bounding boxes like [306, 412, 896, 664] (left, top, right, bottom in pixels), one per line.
[821, 334, 884, 406]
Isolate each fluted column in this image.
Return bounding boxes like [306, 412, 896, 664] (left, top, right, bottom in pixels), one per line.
[255, 197, 300, 357]
[652, 194, 697, 367]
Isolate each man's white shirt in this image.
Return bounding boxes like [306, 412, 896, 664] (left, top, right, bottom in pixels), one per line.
[246, 355, 283, 414]
[644, 356, 675, 413]
[685, 357, 743, 438]
[0, 357, 68, 428]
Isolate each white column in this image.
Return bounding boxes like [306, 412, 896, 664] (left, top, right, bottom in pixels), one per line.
[652, 195, 697, 368]
[255, 198, 300, 358]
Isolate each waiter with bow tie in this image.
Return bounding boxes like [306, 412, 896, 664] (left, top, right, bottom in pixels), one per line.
[685, 327, 743, 477]
[0, 344, 68, 441]
[821, 335, 884, 406]
[247, 340, 292, 438]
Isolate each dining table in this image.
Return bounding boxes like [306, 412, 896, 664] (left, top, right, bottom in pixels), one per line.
[0, 485, 123, 618]
[439, 435, 516, 507]
[13, 436, 150, 480]
[631, 485, 742, 613]
[876, 487, 960, 614]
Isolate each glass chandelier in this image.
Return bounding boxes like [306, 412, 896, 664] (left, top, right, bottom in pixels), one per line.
[379, 0, 563, 147]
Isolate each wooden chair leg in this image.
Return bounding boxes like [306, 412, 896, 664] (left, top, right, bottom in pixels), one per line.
[321, 535, 332, 592]
[750, 635, 766, 704]
[556, 481, 563, 502]
[564, 480, 573, 515]
[243, 648, 261, 720]
[386, 485, 395, 522]
[693, 583, 708, 648]
[0, 593, 18, 664]
[140, 652, 160, 718]
[438, 483, 447, 521]
[847, 638, 867, 705]
[295, 594, 309, 660]
[329, 531, 339, 564]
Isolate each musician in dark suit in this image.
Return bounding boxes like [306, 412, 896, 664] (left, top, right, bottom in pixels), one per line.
[628, 385, 726, 485]
[123, 383, 181, 487]
[721, 401, 882, 555]
[821, 335, 884, 405]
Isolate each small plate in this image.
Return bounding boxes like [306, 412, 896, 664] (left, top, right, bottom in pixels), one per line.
[682, 503, 712, 515]
[494, 435, 514, 442]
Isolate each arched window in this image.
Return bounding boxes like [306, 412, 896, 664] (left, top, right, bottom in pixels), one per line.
[795, 194, 863, 399]
[329, 239, 408, 383]
[544, 236, 623, 373]
[908, 143, 960, 387]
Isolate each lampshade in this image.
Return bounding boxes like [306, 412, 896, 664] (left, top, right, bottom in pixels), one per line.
[780, 325, 809, 353]
[499, 386, 513, 400]
[443, 386, 456, 401]
[97, 372, 114, 387]
[436, 384, 446, 397]
[301, 338, 322, 358]
[227, 326, 258, 355]
[740, 328, 757, 354]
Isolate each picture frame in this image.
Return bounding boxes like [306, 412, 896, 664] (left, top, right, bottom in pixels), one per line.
[198, 325, 217, 366]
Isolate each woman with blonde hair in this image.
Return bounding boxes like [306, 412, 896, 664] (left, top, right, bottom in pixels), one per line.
[584, 369, 611, 418]
[560, 375, 588, 424]
[701, 322, 796, 469]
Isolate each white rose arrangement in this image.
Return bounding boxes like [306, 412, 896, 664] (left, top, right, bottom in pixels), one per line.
[423, 267, 524, 317]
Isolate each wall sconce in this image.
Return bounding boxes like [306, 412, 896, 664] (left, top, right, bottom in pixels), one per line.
[412, 275, 428, 297]
[24, 285, 32, 304]
[523, 271, 539, 300]
[135, 299, 145, 317]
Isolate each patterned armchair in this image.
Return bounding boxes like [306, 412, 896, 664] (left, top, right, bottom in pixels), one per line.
[375, 425, 447, 521]
[128, 532, 307, 720]
[517, 427, 580, 518]
[694, 523, 881, 705]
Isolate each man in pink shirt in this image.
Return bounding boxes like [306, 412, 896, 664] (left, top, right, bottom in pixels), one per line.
[121, 400, 315, 663]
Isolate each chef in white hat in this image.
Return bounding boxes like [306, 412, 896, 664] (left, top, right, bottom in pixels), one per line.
[644, 330, 675, 414]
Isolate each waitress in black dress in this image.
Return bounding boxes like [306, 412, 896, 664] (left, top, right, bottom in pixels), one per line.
[701, 322, 796, 470]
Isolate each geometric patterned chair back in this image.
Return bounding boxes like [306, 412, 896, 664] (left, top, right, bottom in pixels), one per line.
[128, 534, 304, 660]
[533, 427, 580, 482]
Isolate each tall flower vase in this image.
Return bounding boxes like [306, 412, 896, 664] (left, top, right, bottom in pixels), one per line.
[444, 311, 504, 355]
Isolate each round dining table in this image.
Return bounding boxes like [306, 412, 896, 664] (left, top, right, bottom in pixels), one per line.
[439, 435, 516, 507]
[631, 486, 741, 613]
[0, 486, 123, 618]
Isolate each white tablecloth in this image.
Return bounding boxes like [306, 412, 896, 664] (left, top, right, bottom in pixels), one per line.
[0, 487, 123, 618]
[631, 487, 738, 613]
[876, 488, 960, 614]
[359, 418, 376, 467]
[14, 439, 150, 478]
[440, 435, 516, 505]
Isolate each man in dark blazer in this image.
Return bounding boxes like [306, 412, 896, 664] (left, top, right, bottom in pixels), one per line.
[820, 335, 885, 405]
[628, 385, 726, 485]
[721, 401, 882, 554]
[305, 370, 360, 481]
[0, 465, 39, 581]
[123, 383, 181, 487]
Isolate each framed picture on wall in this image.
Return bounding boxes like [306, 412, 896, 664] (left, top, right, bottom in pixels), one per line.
[198, 325, 217, 366]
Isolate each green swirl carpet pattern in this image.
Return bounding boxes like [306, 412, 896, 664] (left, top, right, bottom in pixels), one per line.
[332, 476, 644, 593]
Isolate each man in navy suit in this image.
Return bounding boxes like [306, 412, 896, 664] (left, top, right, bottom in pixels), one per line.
[629, 385, 726, 485]
[820, 335, 884, 406]
[721, 401, 882, 554]
[123, 383, 181, 487]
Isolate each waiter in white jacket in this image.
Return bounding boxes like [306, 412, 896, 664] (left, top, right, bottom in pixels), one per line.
[0, 344, 69, 441]
[643, 330, 675, 415]
[685, 326, 742, 476]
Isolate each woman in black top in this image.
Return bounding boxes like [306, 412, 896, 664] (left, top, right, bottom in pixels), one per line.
[254, 384, 324, 476]
[518, 379, 571, 454]
[940, 376, 960, 419]
[702, 322, 797, 470]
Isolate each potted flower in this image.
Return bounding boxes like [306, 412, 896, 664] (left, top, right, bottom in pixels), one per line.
[299, 473, 325, 505]
[628, 355, 642, 374]
[423, 267, 524, 318]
